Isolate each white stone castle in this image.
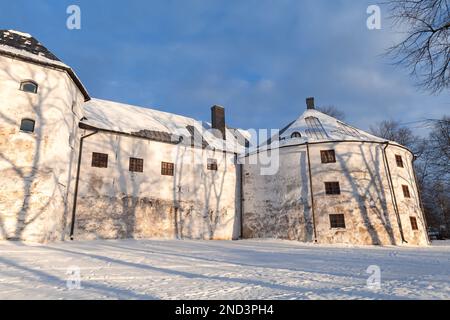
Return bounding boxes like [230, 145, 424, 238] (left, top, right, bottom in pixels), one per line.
[0, 30, 429, 245]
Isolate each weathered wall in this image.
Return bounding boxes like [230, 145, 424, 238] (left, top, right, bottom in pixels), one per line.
[242, 147, 314, 242]
[73, 131, 240, 240]
[387, 146, 428, 245]
[242, 142, 428, 246]
[0, 55, 84, 242]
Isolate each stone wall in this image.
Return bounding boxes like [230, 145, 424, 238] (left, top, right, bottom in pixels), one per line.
[73, 131, 240, 240]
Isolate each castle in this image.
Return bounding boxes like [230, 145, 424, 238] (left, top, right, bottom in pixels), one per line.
[0, 30, 429, 245]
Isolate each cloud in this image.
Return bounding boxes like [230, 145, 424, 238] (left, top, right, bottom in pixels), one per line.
[2, 0, 448, 135]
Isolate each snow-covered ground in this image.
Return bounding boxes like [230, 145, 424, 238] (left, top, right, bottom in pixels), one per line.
[0, 239, 449, 300]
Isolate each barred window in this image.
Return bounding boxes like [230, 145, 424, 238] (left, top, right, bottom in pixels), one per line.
[410, 217, 418, 231]
[20, 119, 35, 133]
[321, 150, 336, 164]
[129, 157, 144, 173]
[207, 158, 218, 171]
[161, 162, 174, 176]
[325, 182, 341, 195]
[330, 214, 346, 229]
[395, 155, 404, 168]
[20, 80, 38, 94]
[91, 152, 108, 168]
[402, 185, 411, 198]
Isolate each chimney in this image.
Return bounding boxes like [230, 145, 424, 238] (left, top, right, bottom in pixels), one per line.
[306, 97, 315, 110]
[211, 105, 226, 140]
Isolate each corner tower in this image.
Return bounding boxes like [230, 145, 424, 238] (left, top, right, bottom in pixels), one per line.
[0, 30, 90, 242]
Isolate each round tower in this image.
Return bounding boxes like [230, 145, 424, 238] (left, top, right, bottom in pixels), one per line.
[242, 98, 429, 246]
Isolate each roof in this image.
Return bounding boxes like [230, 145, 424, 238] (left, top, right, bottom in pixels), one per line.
[81, 98, 249, 154]
[279, 109, 387, 143]
[248, 108, 401, 156]
[0, 30, 90, 101]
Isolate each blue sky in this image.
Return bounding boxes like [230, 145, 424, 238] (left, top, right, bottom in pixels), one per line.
[2, 0, 448, 134]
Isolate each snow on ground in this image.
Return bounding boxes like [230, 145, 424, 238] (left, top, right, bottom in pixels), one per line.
[0, 239, 449, 300]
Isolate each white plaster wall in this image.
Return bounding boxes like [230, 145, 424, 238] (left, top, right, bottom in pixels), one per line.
[242, 141, 428, 246]
[73, 131, 240, 240]
[386, 146, 428, 245]
[0, 55, 84, 242]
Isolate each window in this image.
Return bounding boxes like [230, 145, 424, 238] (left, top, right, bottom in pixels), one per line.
[161, 162, 174, 176]
[410, 217, 418, 231]
[19, 80, 38, 94]
[291, 132, 302, 139]
[91, 152, 108, 168]
[20, 119, 35, 133]
[321, 150, 336, 164]
[330, 214, 346, 229]
[402, 185, 411, 198]
[325, 182, 341, 195]
[129, 157, 144, 173]
[207, 158, 218, 171]
[395, 155, 404, 168]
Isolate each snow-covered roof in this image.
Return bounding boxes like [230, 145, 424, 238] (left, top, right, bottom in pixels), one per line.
[81, 98, 249, 154]
[0, 30, 67, 67]
[246, 108, 396, 156]
[0, 30, 90, 101]
[279, 109, 387, 143]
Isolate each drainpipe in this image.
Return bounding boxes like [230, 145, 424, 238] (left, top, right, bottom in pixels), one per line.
[237, 153, 244, 240]
[233, 153, 244, 240]
[306, 143, 318, 243]
[69, 130, 98, 240]
[412, 156, 431, 245]
[382, 142, 407, 243]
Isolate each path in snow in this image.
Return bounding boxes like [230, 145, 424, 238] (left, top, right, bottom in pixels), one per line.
[0, 239, 449, 300]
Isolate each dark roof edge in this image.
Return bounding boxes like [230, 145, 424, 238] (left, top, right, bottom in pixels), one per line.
[0, 48, 90, 102]
[79, 122, 238, 155]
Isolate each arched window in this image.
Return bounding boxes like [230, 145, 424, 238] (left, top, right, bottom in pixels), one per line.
[291, 132, 302, 139]
[19, 80, 38, 94]
[20, 119, 35, 133]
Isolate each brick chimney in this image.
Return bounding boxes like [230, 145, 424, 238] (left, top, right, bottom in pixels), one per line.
[211, 105, 226, 140]
[306, 97, 315, 110]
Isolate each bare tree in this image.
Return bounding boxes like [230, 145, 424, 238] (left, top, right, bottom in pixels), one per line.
[370, 119, 417, 149]
[386, 0, 450, 92]
[427, 116, 450, 176]
[415, 117, 449, 237]
[316, 105, 346, 120]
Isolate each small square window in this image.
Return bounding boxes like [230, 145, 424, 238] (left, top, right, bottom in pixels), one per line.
[402, 185, 411, 198]
[325, 182, 341, 195]
[129, 157, 144, 173]
[395, 155, 404, 168]
[330, 214, 346, 229]
[92, 152, 108, 168]
[321, 150, 336, 164]
[161, 162, 174, 176]
[410, 217, 418, 231]
[20, 119, 35, 133]
[207, 158, 218, 171]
